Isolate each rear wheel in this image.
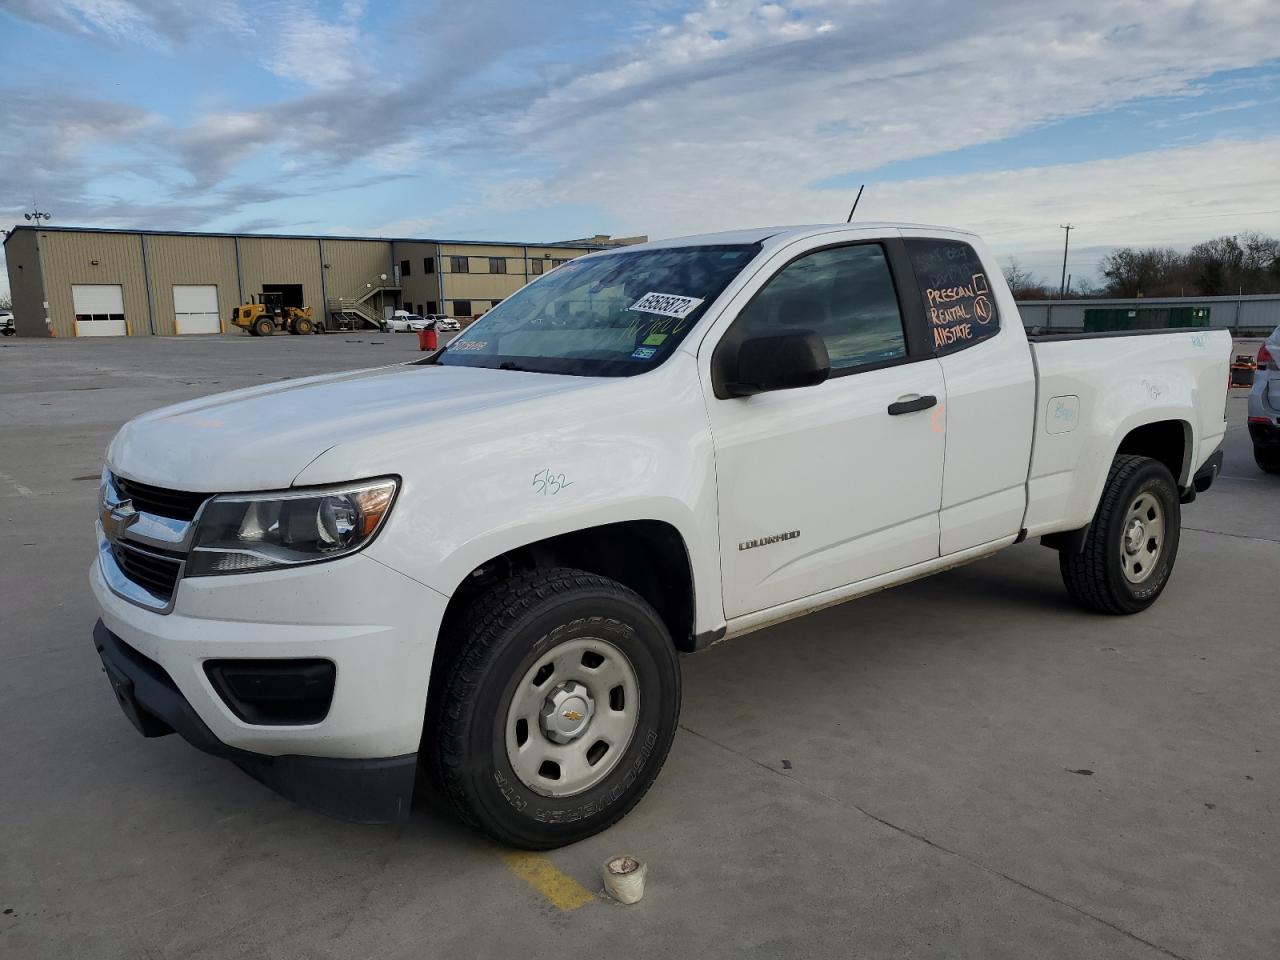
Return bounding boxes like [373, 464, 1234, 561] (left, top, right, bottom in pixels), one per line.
[1060, 455, 1181, 614]
[254, 318, 274, 337]
[1254, 444, 1280, 474]
[427, 567, 681, 849]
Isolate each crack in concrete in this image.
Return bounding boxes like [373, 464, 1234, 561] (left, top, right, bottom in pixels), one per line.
[1184, 525, 1280, 544]
[679, 722, 1197, 960]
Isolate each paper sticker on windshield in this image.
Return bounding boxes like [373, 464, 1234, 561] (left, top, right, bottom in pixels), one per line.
[629, 292, 704, 320]
[631, 346, 657, 360]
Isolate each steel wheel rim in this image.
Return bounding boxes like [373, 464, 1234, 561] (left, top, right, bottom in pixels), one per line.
[1120, 492, 1164, 584]
[505, 636, 640, 798]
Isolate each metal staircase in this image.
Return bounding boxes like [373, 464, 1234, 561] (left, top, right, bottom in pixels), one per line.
[324, 273, 400, 331]
[325, 298, 387, 330]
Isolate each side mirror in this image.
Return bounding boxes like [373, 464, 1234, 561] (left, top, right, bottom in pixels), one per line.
[717, 330, 831, 398]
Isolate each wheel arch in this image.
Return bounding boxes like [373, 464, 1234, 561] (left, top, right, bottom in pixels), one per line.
[1114, 418, 1192, 488]
[1039, 415, 1194, 551]
[437, 518, 702, 655]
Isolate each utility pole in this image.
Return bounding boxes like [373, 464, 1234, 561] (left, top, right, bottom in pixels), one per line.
[1058, 224, 1073, 298]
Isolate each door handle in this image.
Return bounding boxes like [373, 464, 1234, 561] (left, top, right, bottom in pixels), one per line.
[887, 394, 938, 416]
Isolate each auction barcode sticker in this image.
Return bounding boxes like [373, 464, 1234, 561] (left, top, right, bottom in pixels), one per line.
[628, 291, 704, 320]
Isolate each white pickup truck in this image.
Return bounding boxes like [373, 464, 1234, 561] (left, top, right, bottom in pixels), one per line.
[91, 223, 1230, 848]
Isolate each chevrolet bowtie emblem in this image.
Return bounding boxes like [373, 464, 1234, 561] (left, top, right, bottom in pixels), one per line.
[101, 497, 138, 540]
[562, 709, 583, 722]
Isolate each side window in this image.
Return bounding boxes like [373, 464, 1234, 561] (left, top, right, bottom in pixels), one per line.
[736, 243, 906, 372]
[904, 238, 999, 354]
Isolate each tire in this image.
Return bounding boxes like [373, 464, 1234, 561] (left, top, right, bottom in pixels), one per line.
[1254, 444, 1280, 475]
[427, 567, 681, 849]
[1060, 455, 1181, 615]
[2, 327, 14, 337]
[293, 317, 313, 335]
[313, 319, 326, 334]
[254, 318, 274, 337]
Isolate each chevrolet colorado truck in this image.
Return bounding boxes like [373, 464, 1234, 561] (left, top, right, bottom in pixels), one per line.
[91, 223, 1230, 848]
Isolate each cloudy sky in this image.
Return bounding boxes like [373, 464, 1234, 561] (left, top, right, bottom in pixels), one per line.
[2, 0, 1278, 296]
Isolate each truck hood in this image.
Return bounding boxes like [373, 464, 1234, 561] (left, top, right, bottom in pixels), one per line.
[107, 362, 597, 491]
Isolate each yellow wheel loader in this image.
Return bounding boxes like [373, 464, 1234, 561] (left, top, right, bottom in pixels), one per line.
[230, 294, 317, 336]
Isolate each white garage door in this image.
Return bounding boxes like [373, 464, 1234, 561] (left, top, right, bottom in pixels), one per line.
[173, 285, 221, 335]
[72, 284, 127, 337]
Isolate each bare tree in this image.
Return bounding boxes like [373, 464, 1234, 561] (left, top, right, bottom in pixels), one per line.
[1100, 232, 1280, 298]
[1002, 257, 1050, 299]
[1099, 247, 1186, 297]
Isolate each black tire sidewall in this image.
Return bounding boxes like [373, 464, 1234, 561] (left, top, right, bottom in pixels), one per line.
[1102, 462, 1181, 610]
[459, 591, 679, 847]
[1255, 444, 1280, 474]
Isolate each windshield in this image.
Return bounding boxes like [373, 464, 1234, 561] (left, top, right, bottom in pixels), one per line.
[439, 243, 760, 376]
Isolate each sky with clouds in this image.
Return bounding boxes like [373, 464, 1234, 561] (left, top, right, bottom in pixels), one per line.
[1, 0, 1279, 297]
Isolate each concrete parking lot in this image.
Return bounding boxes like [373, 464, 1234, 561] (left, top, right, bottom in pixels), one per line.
[1, 333, 1276, 960]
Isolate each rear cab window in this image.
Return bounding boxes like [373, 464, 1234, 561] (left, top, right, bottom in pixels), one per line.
[904, 238, 1000, 355]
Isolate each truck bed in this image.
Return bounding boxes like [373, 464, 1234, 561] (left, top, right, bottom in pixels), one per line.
[1022, 327, 1231, 537]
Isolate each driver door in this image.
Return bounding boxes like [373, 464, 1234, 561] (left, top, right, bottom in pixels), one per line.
[702, 236, 946, 619]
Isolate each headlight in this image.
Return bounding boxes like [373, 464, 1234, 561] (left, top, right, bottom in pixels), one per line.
[187, 479, 397, 577]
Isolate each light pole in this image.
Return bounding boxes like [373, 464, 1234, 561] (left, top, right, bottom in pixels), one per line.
[24, 206, 52, 228]
[1058, 224, 1073, 298]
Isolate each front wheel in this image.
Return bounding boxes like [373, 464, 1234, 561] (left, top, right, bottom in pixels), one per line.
[1060, 455, 1181, 614]
[427, 568, 681, 849]
[253, 318, 274, 337]
[293, 317, 313, 335]
[1254, 443, 1280, 475]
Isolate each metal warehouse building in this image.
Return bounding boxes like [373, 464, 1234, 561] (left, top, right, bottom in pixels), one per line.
[3, 225, 644, 338]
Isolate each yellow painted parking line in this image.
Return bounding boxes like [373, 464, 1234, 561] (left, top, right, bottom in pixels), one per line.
[499, 851, 596, 911]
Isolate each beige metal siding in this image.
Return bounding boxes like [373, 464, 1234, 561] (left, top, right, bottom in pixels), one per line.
[392, 241, 441, 312]
[439, 243, 596, 310]
[441, 271, 526, 304]
[41, 232, 149, 337]
[323, 239, 393, 306]
[4, 230, 47, 337]
[237, 237, 324, 319]
[145, 235, 239, 335]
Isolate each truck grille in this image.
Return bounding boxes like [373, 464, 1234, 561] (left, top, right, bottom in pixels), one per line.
[113, 475, 210, 522]
[110, 541, 183, 601]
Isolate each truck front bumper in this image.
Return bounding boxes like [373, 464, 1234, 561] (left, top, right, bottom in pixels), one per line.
[89, 551, 449, 823]
[93, 620, 417, 822]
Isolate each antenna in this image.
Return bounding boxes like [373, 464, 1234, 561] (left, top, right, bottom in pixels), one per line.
[846, 184, 865, 223]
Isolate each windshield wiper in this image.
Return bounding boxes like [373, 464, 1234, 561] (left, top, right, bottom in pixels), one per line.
[498, 361, 527, 371]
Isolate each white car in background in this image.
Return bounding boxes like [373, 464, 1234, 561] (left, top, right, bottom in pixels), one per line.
[1, 311, 14, 336]
[386, 312, 427, 333]
[428, 314, 460, 331]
